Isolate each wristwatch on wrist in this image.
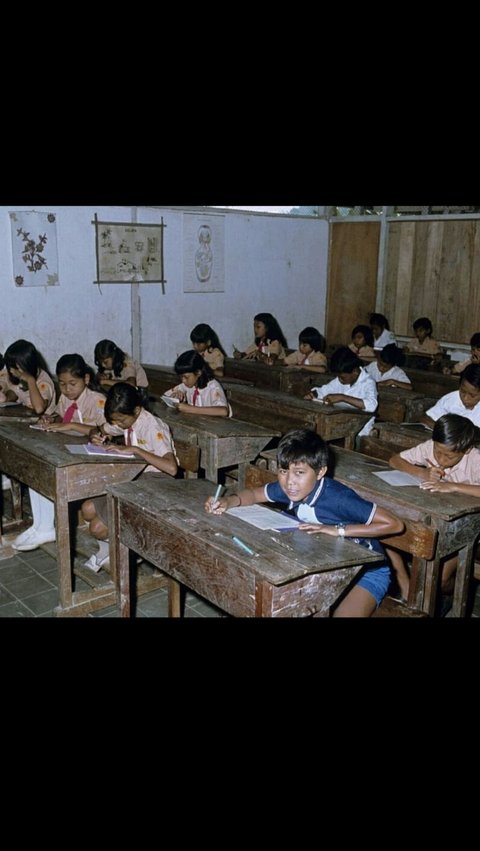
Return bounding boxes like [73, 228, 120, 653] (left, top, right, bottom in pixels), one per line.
[336, 524, 346, 537]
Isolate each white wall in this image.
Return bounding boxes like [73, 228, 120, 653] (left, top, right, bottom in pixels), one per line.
[0, 205, 328, 373]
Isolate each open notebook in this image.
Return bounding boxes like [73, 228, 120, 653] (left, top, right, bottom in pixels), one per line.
[226, 504, 301, 531]
[65, 443, 136, 459]
[161, 395, 180, 408]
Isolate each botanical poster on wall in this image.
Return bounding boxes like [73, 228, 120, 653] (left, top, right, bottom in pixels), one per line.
[9, 210, 59, 287]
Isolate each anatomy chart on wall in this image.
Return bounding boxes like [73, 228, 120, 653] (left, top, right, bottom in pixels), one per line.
[183, 213, 224, 292]
[10, 211, 59, 287]
[94, 216, 166, 288]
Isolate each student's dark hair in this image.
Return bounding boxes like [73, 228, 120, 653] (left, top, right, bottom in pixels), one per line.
[351, 324, 374, 348]
[0, 352, 4, 371]
[94, 339, 126, 378]
[413, 317, 433, 336]
[190, 323, 226, 356]
[277, 429, 329, 473]
[56, 353, 100, 391]
[470, 333, 480, 348]
[369, 312, 390, 331]
[4, 339, 45, 385]
[461, 363, 480, 390]
[104, 382, 143, 422]
[330, 346, 361, 374]
[298, 326, 326, 353]
[379, 343, 406, 368]
[254, 313, 288, 349]
[174, 350, 214, 389]
[432, 414, 478, 452]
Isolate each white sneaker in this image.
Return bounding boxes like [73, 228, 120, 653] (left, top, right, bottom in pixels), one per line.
[84, 554, 102, 573]
[13, 529, 56, 552]
[12, 526, 36, 549]
[1, 475, 12, 491]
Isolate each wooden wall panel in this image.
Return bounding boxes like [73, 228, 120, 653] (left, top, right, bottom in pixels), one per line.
[326, 222, 380, 347]
[384, 220, 480, 343]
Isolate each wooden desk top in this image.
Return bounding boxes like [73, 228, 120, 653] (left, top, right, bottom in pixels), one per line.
[0, 404, 39, 421]
[330, 445, 480, 522]
[374, 422, 432, 450]
[0, 420, 144, 470]
[154, 405, 280, 439]
[108, 478, 382, 586]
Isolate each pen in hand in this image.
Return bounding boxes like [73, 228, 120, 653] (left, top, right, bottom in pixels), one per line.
[212, 484, 223, 509]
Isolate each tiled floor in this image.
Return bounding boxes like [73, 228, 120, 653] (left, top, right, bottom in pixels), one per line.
[0, 544, 227, 618]
[0, 540, 479, 617]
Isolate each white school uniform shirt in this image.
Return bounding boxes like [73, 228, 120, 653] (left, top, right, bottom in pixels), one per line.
[311, 367, 378, 437]
[124, 408, 176, 474]
[373, 329, 397, 350]
[167, 379, 232, 415]
[6, 369, 56, 415]
[55, 386, 107, 427]
[102, 355, 148, 388]
[366, 363, 411, 385]
[283, 350, 327, 368]
[400, 441, 480, 483]
[425, 391, 480, 426]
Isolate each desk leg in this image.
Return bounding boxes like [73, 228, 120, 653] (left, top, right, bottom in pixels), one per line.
[452, 543, 475, 618]
[168, 579, 182, 617]
[108, 493, 130, 617]
[422, 558, 442, 617]
[55, 472, 73, 611]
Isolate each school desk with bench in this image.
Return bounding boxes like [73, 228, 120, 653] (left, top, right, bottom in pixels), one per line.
[106, 478, 383, 618]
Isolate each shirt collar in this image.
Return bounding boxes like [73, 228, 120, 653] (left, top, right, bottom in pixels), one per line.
[288, 477, 325, 510]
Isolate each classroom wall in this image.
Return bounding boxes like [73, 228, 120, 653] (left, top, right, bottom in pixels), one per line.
[0, 205, 328, 373]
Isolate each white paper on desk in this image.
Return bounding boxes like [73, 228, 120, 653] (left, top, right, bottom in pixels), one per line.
[161, 395, 180, 407]
[373, 470, 420, 487]
[65, 444, 136, 459]
[227, 504, 301, 530]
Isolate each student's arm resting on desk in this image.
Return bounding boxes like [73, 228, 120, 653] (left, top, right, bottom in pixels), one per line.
[389, 450, 445, 482]
[299, 505, 404, 538]
[420, 480, 480, 495]
[377, 378, 413, 390]
[177, 402, 228, 417]
[205, 487, 266, 514]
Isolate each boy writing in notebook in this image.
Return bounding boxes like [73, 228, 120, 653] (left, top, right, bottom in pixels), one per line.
[205, 429, 403, 617]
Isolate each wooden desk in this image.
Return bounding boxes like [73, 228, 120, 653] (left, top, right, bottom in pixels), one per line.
[330, 446, 480, 617]
[405, 368, 460, 397]
[0, 404, 39, 422]
[225, 384, 371, 448]
[153, 403, 279, 486]
[373, 422, 432, 452]
[0, 421, 146, 616]
[107, 478, 382, 618]
[143, 363, 254, 399]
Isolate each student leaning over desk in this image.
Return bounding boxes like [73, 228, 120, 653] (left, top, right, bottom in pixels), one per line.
[387, 414, 480, 605]
[205, 429, 404, 617]
[11, 353, 109, 553]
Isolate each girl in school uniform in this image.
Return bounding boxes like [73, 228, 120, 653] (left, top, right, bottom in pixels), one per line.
[369, 313, 397, 351]
[305, 347, 378, 438]
[404, 317, 442, 356]
[165, 350, 231, 417]
[11, 354, 109, 553]
[366, 344, 412, 390]
[234, 313, 288, 364]
[82, 383, 178, 571]
[283, 327, 327, 372]
[349, 325, 376, 362]
[3, 339, 56, 415]
[387, 414, 480, 604]
[189, 323, 226, 377]
[421, 363, 480, 429]
[94, 339, 149, 398]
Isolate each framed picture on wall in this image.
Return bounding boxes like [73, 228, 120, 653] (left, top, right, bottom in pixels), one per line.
[93, 216, 166, 288]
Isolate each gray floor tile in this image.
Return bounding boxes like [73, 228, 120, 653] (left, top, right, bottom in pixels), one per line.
[0, 600, 34, 617]
[0, 584, 15, 606]
[22, 588, 60, 616]
[4, 573, 54, 599]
